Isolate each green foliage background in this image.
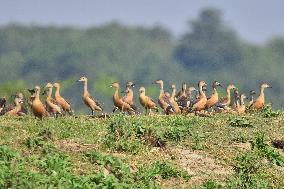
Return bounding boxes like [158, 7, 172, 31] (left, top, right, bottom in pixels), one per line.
[0, 8, 283, 112]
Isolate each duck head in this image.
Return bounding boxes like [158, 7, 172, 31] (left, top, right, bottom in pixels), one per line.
[213, 81, 222, 88]
[171, 84, 176, 89]
[78, 76, 88, 82]
[261, 83, 272, 89]
[139, 87, 146, 93]
[227, 84, 237, 91]
[250, 90, 256, 95]
[53, 82, 60, 88]
[42, 83, 52, 95]
[198, 80, 207, 88]
[126, 81, 135, 88]
[182, 82, 187, 90]
[110, 82, 120, 89]
[153, 79, 163, 85]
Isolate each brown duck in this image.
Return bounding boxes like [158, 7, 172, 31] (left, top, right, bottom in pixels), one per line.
[175, 82, 187, 99]
[248, 90, 256, 108]
[138, 86, 158, 114]
[192, 80, 207, 111]
[122, 81, 138, 112]
[215, 84, 237, 110]
[78, 76, 103, 115]
[110, 82, 135, 114]
[250, 83, 271, 110]
[53, 82, 73, 115]
[154, 80, 174, 114]
[31, 86, 49, 119]
[44, 82, 62, 117]
[170, 84, 181, 114]
[236, 93, 247, 114]
[5, 96, 23, 116]
[205, 81, 222, 109]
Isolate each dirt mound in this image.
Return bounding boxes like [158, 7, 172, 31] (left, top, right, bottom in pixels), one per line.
[55, 139, 97, 152]
[174, 148, 232, 185]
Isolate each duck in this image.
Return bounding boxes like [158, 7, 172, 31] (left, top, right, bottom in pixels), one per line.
[236, 93, 247, 114]
[5, 95, 24, 116]
[250, 83, 272, 110]
[170, 84, 181, 114]
[123, 81, 135, 105]
[0, 97, 7, 115]
[53, 82, 73, 115]
[77, 76, 103, 115]
[205, 81, 222, 110]
[122, 81, 139, 112]
[192, 80, 207, 112]
[177, 86, 197, 113]
[110, 82, 135, 114]
[31, 86, 49, 119]
[154, 80, 174, 114]
[138, 87, 158, 114]
[175, 82, 187, 99]
[248, 90, 256, 108]
[44, 82, 62, 117]
[231, 89, 240, 110]
[215, 84, 237, 110]
[16, 92, 28, 116]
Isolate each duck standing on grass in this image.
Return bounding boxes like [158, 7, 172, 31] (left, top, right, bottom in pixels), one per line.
[31, 86, 49, 119]
[53, 82, 73, 115]
[153, 80, 174, 115]
[138, 86, 158, 115]
[205, 81, 222, 110]
[110, 82, 135, 115]
[192, 80, 207, 112]
[250, 83, 272, 110]
[215, 84, 237, 111]
[5, 95, 24, 116]
[77, 76, 103, 116]
[44, 82, 62, 118]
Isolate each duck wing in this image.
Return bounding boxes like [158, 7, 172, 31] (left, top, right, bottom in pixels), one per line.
[216, 97, 229, 108]
[89, 95, 104, 110]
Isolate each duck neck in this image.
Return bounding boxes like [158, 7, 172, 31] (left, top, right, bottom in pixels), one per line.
[47, 88, 52, 98]
[171, 88, 176, 98]
[55, 86, 60, 97]
[240, 97, 245, 106]
[114, 87, 120, 100]
[126, 87, 133, 97]
[259, 87, 265, 98]
[140, 91, 146, 97]
[250, 95, 254, 102]
[199, 85, 205, 98]
[35, 90, 40, 99]
[212, 87, 217, 94]
[226, 88, 231, 103]
[83, 81, 88, 95]
[159, 82, 164, 95]
[14, 100, 20, 107]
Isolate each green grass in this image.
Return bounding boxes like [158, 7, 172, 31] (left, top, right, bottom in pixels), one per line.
[0, 111, 284, 188]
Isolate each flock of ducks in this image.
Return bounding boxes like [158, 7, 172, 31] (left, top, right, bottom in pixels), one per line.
[0, 76, 272, 119]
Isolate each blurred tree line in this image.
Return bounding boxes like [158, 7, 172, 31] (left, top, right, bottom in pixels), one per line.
[0, 8, 283, 112]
